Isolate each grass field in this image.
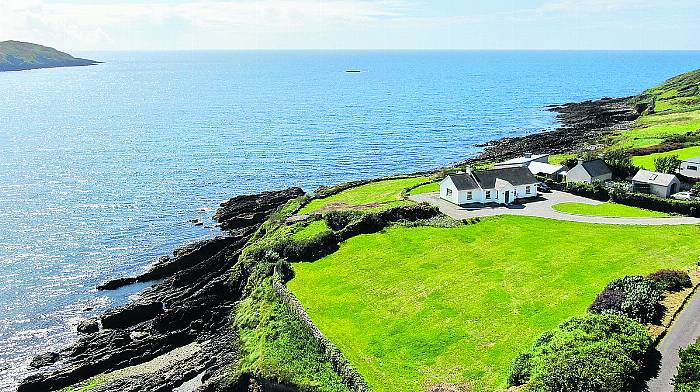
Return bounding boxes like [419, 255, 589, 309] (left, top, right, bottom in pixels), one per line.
[631, 145, 700, 170]
[552, 202, 671, 218]
[289, 216, 700, 391]
[407, 181, 439, 196]
[613, 111, 700, 149]
[299, 177, 429, 214]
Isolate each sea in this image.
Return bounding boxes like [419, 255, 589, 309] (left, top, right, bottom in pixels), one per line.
[1, 50, 699, 390]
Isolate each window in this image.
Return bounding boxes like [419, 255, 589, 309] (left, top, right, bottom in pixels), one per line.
[467, 191, 472, 201]
[446, 188, 453, 196]
[689, 165, 698, 171]
[526, 185, 531, 194]
[485, 190, 491, 199]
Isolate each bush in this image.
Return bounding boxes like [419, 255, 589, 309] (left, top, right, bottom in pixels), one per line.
[508, 313, 653, 391]
[565, 181, 610, 201]
[673, 342, 700, 391]
[589, 276, 663, 324]
[647, 269, 693, 292]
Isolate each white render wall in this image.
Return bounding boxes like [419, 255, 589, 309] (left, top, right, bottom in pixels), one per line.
[440, 178, 538, 205]
[680, 161, 700, 179]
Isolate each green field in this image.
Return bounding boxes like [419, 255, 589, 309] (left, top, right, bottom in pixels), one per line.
[552, 202, 670, 218]
[289, 216, 700, 391]
[407, 181, 440, 196]
[631, 145, 700, 170]
[299, 177, 428, 214]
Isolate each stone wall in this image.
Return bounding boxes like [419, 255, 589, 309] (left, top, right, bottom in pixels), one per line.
[271, 277, 372, 392]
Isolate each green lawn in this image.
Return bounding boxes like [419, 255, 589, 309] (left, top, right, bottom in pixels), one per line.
[299, 177, 429, 214]
[631, 145, 700, 170]
[552, 202, 670, 218]
[407, 181, 440, 196]
[288, 216, 700, 392]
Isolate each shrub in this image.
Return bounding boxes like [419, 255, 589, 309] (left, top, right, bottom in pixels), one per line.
[673, 342, 700, 391]
[509, 313, 653, 391]
[647, 269, 693, 292]
[564, 181, 610, 201]
[274, 259, 295, 283]
[589, 276, 663, 324]
[654, 155, 682, 174]
[324, 210, 361, 231]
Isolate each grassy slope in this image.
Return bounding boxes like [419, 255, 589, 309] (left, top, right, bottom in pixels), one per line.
[234, 279, 350, 392]
[299, 177, 429, 214]
[631, 145, 700, 170]
[552, 202, 670, 217]
[614, 69, 700, 149]
[289, 216, 700, 392]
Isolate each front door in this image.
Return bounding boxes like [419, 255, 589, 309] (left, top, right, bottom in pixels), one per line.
[505, 191, 510, 204]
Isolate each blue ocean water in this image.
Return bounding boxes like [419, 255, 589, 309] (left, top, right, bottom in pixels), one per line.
[1, 51, 699, 389]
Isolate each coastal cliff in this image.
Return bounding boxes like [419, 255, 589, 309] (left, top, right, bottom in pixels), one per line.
[0, 41, 99, 72]
[17, 96, 641, 392]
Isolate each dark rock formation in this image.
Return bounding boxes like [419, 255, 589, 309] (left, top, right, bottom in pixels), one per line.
[18, 188, 303, 392]
[472, 97, 639, 163]
[96, 277, 137, 291]
[76, 318, 99, 334]
[213, 188, 305, 232]
[29, 352, 59, 369]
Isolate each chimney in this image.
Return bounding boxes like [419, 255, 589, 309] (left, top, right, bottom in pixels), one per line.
[464, 166, 473, 176]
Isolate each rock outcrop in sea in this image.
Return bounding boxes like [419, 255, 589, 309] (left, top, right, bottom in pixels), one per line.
[18, 187, 305, 392]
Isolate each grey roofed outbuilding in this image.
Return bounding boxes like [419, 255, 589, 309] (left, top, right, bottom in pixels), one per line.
[632, 169, 679, 187]
[683, 156, 700, 164]
[579, 158, 612, 177]
[472, 167, 538, 189]
[446, 173, 479, 190]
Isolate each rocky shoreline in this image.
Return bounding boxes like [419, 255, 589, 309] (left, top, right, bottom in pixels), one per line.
[17, 97, 639, 392]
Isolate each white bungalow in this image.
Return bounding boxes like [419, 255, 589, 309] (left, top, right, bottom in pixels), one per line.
[679, 156, 700, 179]
[632, 169, 681, 198]
[440, 166, 539, 205]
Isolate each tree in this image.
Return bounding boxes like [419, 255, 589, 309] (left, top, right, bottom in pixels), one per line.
[654, 155, 681, 174]
[604, 149, 637, 178]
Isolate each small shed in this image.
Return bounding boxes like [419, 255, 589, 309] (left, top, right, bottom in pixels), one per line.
[631, 169, 681, 198]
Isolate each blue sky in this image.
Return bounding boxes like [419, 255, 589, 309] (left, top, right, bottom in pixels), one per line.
[1, 0, 699, 50]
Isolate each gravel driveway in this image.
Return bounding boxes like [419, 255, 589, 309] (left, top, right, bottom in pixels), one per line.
[409, 191, 700, 225]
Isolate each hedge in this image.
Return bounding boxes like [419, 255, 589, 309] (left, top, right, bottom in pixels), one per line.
[564, 181, 610, 201]
[647, 269, 693, 292]
[609, 188, 700, 217]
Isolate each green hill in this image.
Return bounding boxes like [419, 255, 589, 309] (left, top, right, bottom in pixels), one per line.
[0, 40, 99, 72]
[630, 69, 700, 114]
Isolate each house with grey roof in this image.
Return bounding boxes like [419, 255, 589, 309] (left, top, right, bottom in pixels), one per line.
[565, 158, 613, 183]
[494, 153, 568, 181]
[632, 169, 681, 198]
[440, 166, 539, 205]
[679, 156, 700, 179]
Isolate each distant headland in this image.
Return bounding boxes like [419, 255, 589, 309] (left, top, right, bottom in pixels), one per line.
[0, 40, 100, 72]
